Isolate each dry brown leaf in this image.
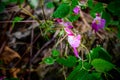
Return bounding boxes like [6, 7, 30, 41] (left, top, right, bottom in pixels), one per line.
[0, 46, 21, 65]
[9, 68, 20, 78]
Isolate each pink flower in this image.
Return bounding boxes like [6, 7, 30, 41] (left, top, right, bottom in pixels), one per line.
[67, 34, 81, 58]
[73, 47, 80, 58]
[64, 27, 81, 58]
[63, 22, 73, 29]
[92, 14, 106, 32]
[64, 27, 74, 35]
[54, 18, 81, 58]
[68, 35, 81, 48]
[73, 6, 80, 15]
[54, 18, 63, 24]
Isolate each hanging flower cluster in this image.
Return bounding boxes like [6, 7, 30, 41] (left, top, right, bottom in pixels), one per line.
[92, 13, 106, 32]
[55, 18, 81, 58]
[54, 6, 105, 59]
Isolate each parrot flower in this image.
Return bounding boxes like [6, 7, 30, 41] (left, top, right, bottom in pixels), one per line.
[92, 14, 106, 32]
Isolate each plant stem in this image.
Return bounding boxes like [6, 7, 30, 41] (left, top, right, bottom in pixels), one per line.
[53, 34, 67, 48]
[81, 44, 91, 63]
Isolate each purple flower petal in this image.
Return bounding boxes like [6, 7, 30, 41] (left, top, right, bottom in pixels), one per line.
[54, 18, 63, 24]
[100, 19, 106, 28]
[64, 22, 73, 29]
[76, 35, 81, 40]
[64, 28, 74, 35]
[68, 35, 81, 48]
[73, 47, 79, 58]
[92, 15, 106, 32]
[92, 22, 99, 32]
[73, 6, 80, 15]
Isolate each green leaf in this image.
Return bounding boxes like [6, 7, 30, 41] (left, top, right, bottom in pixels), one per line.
[56, 56, 77, 67]
[1, 0, 9, 6]
[18, 0, 24, 4]
[46, 2, 55, 9]
[9, 0, 18, 3]
[28, 0, 38, 8]
[67, 69, 89, 80]
[68, 14, 80, 22]
[44, 57, 55, 65]
[90, 72, 102, 79]
[90, 2, 104, 17]
[88, 46, 112, 61]
[51, 49, 60, 57]
[102, 11, 111, 26]
[87, 0, 93, 8]
[117, 25, 120, 39]
[75, 72, 102, 80]
[13, 16, 23, 22]
[107, 0, 120, 16]
[91, 59, 115, 72]
[71, 0, 78, 8]
[1, 0, 9, 3]
[67, 62, 82, 80]
[117, 32, 120, 39]
[12, 16, 23, 28]
[53, 3, 70, 18]
[62, 0, 71, 3]
[0, 3, 5, 13]
[73, 69, 89, 80]
[108, 20, 119, 26]
[83, 61, 92, 69]
[0, 60, 3, 64]
[67, 61, 92, 80]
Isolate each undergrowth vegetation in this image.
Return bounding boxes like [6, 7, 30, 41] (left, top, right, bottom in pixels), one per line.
[0, 0, 120, 80]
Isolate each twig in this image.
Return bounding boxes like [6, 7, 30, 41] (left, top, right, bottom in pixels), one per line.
[31, 30, 60, 63]
[29, 26, 34, 80]
[33, 33, 41, 44]
[0, 42, 6, 54]
[80, 44, 91, 63]
[79, 10, 91, 28]
[0, 12, 13, 54]
[62, 66, 66, 80]
[53, 34, 67, 48]
[96, 32, 104, 40]
[20, 6, 41, 23]
[19, 6, 44, 36]
[64, 44, 68, 57]
[41, 5, 47, 21]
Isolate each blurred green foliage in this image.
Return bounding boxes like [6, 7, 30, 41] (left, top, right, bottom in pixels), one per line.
[53, 3, 70, 18]
[91, 59, 115, 72]
[56, 56, 77, 67]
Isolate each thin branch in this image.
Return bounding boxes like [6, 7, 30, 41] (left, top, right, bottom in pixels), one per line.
[96, 32, 104, 40]
[20, 6, 41, 23]
[29, 26, 34, 80]
[41, 5, 47, 21]
[31, 30, 60, 63]
[53, 34, 67, 49]
[0, 42, 6, 54]
[80, 10, 91, 28]
[33, 33, 41, 44]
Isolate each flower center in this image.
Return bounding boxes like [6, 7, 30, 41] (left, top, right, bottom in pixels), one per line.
[95, 20, 100, 24]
